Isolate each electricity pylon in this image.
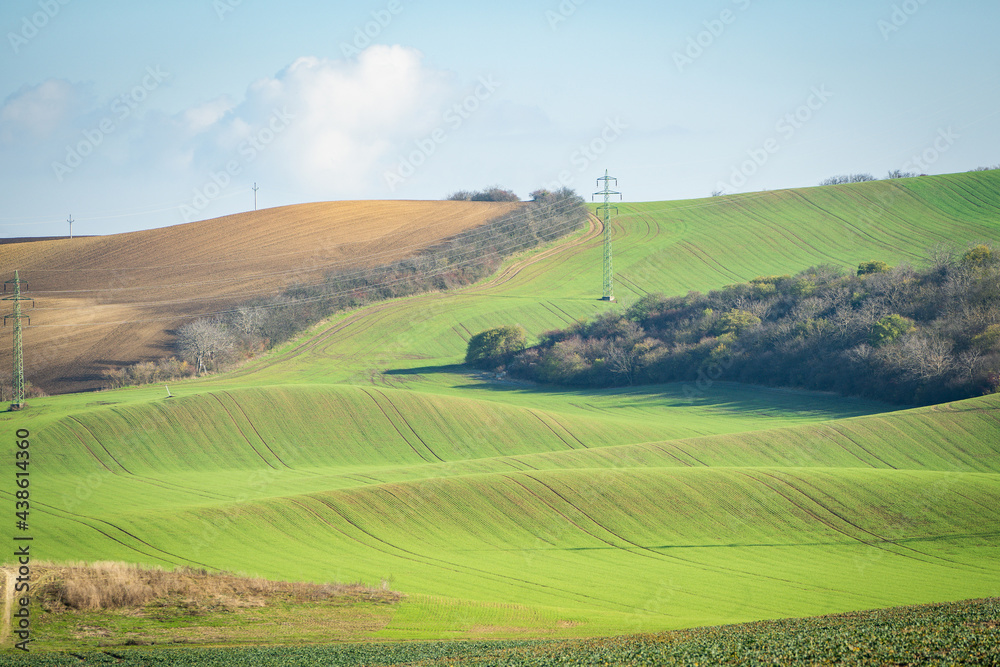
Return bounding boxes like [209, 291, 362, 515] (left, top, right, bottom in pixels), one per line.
[4, 271, 34, 410]
[593, 170, 622, 301]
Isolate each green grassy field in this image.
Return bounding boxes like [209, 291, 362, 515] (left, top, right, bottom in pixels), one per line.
[3, 171, 1000, 649]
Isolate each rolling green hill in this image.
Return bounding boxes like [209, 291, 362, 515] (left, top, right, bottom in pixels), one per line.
[3, 171, 1000, 646]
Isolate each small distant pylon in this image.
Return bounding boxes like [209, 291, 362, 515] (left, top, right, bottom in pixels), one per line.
[593, 170, 622, 301]
[3, 271, 34, 410]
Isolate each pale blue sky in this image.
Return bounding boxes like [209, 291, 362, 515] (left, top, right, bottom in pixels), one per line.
[1, 0, 998, 236]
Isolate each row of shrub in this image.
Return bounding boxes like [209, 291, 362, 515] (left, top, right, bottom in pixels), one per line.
[472, 244, 1000, 406]
[818, 165, 999, 186]
[105, 188, 588, 388]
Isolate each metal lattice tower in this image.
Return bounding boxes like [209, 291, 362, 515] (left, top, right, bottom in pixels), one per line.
[4, 271, 34, 410]
[593, 170, 622, 301]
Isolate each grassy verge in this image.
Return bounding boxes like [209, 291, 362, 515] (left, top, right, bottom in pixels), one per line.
[8, 563, 400, 652]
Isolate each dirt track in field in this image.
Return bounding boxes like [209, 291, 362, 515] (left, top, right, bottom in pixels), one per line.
[0, 201, 520, 394]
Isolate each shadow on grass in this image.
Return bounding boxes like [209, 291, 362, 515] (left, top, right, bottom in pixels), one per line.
[385, 364, 467, 376]
[383, 364, 896, 420]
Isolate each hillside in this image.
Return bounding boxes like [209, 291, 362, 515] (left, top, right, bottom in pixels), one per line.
[0, 200, 521, 394]
[2, 171, 999, 648]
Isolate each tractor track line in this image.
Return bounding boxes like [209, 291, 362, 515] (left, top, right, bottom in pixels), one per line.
[546, 301, 579, 324]
[0, 495, 183, 567]
[785, 190, 895, 251]
[540, 301, 573, 326]
[649, 443, 698, 467]
[221, 391, 293, 469]
[480, 221, 598, 286]
[639, 209, 662, 242]
[813, 424, 881, 468]
[228, 301, 401, 376]
[824, 423, 897, 469]
[471, 216, 600, 291]
[526, 410, 578, 450]
[544, 413, 588, 449]
[373, 389, 445, 462]
[740, 207, 839, 264]
[632, 206, 653, 243]
[947, 486, 1000, 516]
[3, 490, 218, 568]
[66, 416, 234, 501]
[359, 389, 434, 463]
[616, 273, 649, 296]
[516, 474, 808, 610]
[734, 470, 884, 548]
[68, 416, 134, 474]
[502, 476, 636, 553]
[747, 471, 941, 567]
[777, 469, 990, 572]
[209, 393, 279, 470]
[736, 470, 884, 555]
[306, 492, 634, 612]
[669, 442, 710, 467]
[64, 423, 116, 473]
[677, 241, 743, 283]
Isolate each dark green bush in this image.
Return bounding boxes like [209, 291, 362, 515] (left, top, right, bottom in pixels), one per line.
[466, 326, 527, 369]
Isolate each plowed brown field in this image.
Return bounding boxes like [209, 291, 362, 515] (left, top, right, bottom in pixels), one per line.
[0, 200, 520, 395]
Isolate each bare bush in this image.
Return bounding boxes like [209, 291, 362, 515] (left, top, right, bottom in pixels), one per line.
[820, 173, 877, 186]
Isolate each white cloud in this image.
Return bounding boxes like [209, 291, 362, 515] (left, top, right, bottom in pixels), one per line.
[0, 79, 91, 144]
[182, 96, 236, 134]
[187, 45, 458, 195]
[1, 45, 539, 232]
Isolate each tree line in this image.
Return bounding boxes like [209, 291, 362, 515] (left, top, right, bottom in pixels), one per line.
[103, 188, 588, 389]
[474, 244, 1000, 406]
[818, 165, 999, 187]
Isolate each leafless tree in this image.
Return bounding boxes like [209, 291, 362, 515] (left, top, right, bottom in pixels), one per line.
[893, 334, 956, 381]
[177, 318, 235, 374]
[232, 305, 265, 337]
[606, 343, 639, 386]
[957, 348, 985, 380]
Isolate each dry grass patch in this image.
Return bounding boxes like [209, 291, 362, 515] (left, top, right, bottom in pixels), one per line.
[32, 561, 400, 612]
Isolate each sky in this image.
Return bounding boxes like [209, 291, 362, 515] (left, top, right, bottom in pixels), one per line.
[1, 0, 998, 237]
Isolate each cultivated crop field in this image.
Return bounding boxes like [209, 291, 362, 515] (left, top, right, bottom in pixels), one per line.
[4, 599, 997, 665]
[2, 171, 1000, 655]
[0, 200, 520, 394]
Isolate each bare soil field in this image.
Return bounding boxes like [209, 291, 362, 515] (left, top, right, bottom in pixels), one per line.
[0, 201, 519, 394]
